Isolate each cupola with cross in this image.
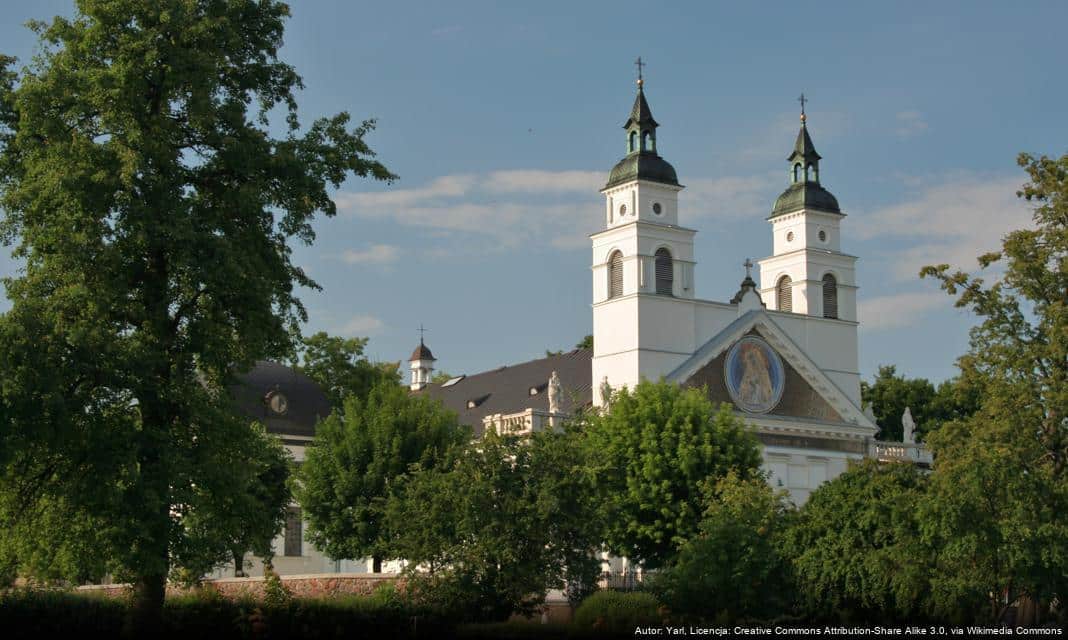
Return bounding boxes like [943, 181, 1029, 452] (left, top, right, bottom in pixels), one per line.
[758, 96, 857, 321]
[408, 326, 436, 391]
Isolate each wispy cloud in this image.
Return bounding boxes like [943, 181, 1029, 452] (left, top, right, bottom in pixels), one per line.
[854, 173, 1032, 281]
[682, 173, 780, 219]
[894, 110, 929, 138]
[340, 244, 400, 265]
[334, 314, 384, 336]
[336, 169, 781, 252]
[858, 292, 949, 331]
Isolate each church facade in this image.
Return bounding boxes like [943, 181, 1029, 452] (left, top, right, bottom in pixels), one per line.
[422, 80, 927, 505]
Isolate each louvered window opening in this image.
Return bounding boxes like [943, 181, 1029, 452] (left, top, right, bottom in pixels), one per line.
[822, 273, 838, 319]
[777, 276, 793, 312]
[608, 251, 623, 299]
[655, 248, 673, 295]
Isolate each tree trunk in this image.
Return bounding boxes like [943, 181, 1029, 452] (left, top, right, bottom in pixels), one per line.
[126, 572, 167, 637]
[234, 550, 246, 577]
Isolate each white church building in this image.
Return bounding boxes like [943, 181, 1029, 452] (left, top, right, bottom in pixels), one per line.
[223, 78, 928, 579]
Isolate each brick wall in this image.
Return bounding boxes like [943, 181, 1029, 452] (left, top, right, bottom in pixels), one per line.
[77, 573, 402, 600]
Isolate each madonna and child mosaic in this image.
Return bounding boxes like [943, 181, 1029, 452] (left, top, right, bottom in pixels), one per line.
[724, 335, 785, 414]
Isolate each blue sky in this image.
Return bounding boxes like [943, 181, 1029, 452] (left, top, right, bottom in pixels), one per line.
[2, 1, 1066, 384]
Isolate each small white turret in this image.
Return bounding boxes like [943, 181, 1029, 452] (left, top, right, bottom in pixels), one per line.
[408, 339, 436, 391]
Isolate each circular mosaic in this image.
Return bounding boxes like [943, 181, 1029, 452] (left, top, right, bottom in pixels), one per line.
[724, 336, 785, 414]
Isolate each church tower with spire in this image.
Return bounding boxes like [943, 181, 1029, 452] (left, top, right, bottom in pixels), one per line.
[591, 66, 697, 404]
[758, 101, 857, 322]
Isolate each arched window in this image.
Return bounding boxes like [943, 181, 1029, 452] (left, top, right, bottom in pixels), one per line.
[629, 131, 637, 153]
[654, 248, 673, 295]
[810, 164, 819, 183]
[777, 275, 793, 312]
[792, 163, 802, 183]
[642, 131, 652, 152]
[804, 164, 811, 181]
[608, 251, 623, 299]
[822, 273, 838, 319]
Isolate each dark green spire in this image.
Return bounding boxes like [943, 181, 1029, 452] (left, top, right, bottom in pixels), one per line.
[604, 67, 679, 190]
[770, 102, 841, 218]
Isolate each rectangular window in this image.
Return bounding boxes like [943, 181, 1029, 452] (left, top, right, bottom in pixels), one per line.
[284, 506, 302, 557]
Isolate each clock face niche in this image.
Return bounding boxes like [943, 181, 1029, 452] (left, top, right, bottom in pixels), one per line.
[724, 336, 785, 414]
[266, 390, 289, 415]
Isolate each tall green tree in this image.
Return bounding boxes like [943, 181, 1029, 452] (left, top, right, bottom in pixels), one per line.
[652, 472, 794, 623]
[385, 428, 603, 622]
[921, 152, 1068, 476]
[582, 380, 762, 569]
[295, 331, 400, 409]
[782, 459, 930, 622]
[295, 380, 468, 572]
[920, 400, 1068, 624]
[0, 0, 393, 626]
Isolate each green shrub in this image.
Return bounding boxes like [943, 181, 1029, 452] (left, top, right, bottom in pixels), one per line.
[572, 591, 661, 635]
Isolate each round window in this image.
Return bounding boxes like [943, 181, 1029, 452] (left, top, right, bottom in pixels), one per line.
[819, 230, 827, 242]
[619, 204, 627, 216]
[266, 391, 288, 415]
[652, 202, 662, 215]
[786, 231, 794, 242]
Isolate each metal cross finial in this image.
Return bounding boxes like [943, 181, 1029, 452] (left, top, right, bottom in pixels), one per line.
[635, 56, 645, 84]
[798, 93, 808, 122]
[743, 258, 754, 279]
[418, 323, 427, 344]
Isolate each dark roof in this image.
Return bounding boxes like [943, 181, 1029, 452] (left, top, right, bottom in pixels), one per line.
[605, 152, 679, 190]
[230, 360, 332, 438]
[409, 340, 435, 362]
[624, 86, 659, 129]
[770, 181, 842, 218]
[419, 349, 592, 437]
[788, 123, 821, 163]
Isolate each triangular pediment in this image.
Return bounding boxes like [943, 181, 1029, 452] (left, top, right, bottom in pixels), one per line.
[666, 310, 875, 431]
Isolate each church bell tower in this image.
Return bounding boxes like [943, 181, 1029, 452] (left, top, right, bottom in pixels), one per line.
[758, 99, 857, 322]
[591, 64, 697, 405]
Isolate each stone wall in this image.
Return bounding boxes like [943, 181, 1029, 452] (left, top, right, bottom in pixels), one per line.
[77, 573, 402, 600]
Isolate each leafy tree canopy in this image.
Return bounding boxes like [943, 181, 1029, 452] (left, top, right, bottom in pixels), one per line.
[782, 459, 930, 622]
[385, 428, 603, 622]
[921, 152, 1068, 476]
[0, 0, 393, 625]
[294, 331, 400, 408]
[652, 472, 794, 623]
[581, 380, 762, 569]
[296, 380, 468, 565]
[861, 365, 978, 442]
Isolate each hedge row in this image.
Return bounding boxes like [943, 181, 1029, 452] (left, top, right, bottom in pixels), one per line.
[0, 588, 445, 639]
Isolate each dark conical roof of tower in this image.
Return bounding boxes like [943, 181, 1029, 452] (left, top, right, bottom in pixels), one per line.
[624, 86, 659, 129]
[604, 83, 679, 190]
[409, 340, 435, 362]
[789, 122, 821, 163]
[772, 119, 841, 218]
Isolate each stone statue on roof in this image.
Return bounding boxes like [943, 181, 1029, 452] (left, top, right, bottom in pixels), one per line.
[600, 376, 612, 408]
[902, 406, 916, 444]
[548, 370, 561, 415]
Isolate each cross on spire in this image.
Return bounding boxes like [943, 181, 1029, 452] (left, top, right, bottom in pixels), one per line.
[743, 258, 754, 279]
[798, 93, 808, 122]
[418, 323, 427, 344]
[635, 56, 645, 85]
